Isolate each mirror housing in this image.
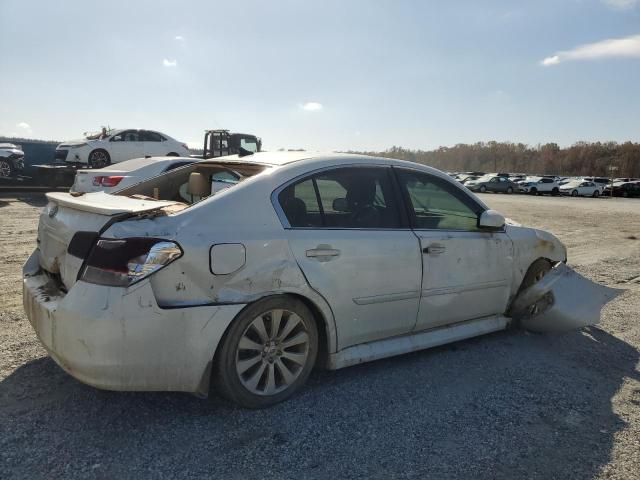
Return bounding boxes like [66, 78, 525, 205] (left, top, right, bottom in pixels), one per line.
[332, 197, 349, 212]
[478, 209, 505, 229]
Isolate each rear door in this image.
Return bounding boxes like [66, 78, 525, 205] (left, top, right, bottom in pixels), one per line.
[276, 165, 422, 349]
[142, 130, 167, 157]
[394, 168, 513, 331]
[109, 130, 144, 162]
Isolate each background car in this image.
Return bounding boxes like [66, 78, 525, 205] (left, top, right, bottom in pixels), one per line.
[0, 142, 25, 178]
[465, 175, 519, 193]
[559, 180, 601, 197]
[604, 181, 640, 197]
[519, 177, 560, 195]
[55, 128, 190, 168]
[70, 156, 196, 193]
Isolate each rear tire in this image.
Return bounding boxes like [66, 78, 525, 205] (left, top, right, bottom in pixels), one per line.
[0, 159, 14, 178]
[571, 190, 578, 197]
[88, 149, 110, 169]
[479, 185, 487, 193]
[529, 187, 537, 195]
[214, 296, 318, 408]
[592, 190, 600, 197]
[552, 187, 559, 196]
[506, 187, 513, 194]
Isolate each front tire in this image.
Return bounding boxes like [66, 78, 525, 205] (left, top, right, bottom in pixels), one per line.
[0, 159, 14, 178]
[571, 190, 578, 197]
[479, 185, 487, 193]
[506, 186, 513, 194]
[214, 296, 318, 408]
[592, 190, 600, 197]
[529, 187, 537, 195]
[88, 149, 110, 169]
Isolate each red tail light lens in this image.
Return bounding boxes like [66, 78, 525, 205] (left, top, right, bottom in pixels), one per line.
[80, 238, 182, 287]
[92, 176, 124, 187]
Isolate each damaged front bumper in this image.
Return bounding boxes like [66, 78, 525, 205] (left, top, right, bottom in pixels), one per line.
[510, 262, 623, 332]
[22, 249, 246, 395]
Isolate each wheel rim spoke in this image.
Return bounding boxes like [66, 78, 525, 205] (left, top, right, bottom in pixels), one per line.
[281, 331, 309, 349]
[275, 359, 296, 385]
[277, 313, 302, 342]
[244, 362, 267, 391]
[281, 351, 307, 366]
[236, 354, 262, 375]
[238, 336, 263, 352]
[264, 364, 277, 394]
[270, 309, 284, 338]
[251, 316, 269, 342]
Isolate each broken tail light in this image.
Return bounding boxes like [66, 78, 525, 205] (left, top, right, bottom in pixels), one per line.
[92, 176, 124, 187]
[80, 238, 182, 287]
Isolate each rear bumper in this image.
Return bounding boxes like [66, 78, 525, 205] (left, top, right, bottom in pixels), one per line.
[22, 250, 245, 394]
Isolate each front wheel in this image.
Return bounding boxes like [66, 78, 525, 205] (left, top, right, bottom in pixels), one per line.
[592, 190, 600, 197]
[479, 185, 487, 193]
[214, 296, 318, 408]
[506, 186, 513, 194]
[551, 187, 559, 196]
[88, 149, 110, 169]
[0, 159, 14, 178]
[571, 190, 578, 197]
[529, 187, 537, 195]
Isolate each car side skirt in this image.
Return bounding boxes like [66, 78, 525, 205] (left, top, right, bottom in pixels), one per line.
[327, 315, 509, 370]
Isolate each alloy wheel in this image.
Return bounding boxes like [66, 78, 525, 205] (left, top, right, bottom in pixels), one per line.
[0, 160, 11, 178]
[235, 309, 310, 396]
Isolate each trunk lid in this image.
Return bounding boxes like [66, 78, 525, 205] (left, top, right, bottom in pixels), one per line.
[38, 192, 180, 290]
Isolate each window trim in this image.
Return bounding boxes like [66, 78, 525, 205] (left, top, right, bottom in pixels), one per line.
[271, 164, 411, 231]
[391, 166, 494, 233]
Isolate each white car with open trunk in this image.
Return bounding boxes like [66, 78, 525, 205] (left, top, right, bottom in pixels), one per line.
[23, 152, 620, 407]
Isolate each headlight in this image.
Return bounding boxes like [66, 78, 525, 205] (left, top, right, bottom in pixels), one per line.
[80, 237, 182, 287]
[68, 143, 88, 149]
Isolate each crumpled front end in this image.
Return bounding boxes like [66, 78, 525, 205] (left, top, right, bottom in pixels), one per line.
[510, 262, 623, 332]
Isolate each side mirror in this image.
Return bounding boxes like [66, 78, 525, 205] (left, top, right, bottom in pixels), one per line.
[111, 135, 122, 142]
[478, 209, 505, 229]
[332, 197, 349, 212]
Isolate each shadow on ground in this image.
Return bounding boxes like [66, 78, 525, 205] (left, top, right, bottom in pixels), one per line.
[1, 327, 637, 479]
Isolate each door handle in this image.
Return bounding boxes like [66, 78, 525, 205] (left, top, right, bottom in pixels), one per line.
[423, 243, 446, 255]
[306, 245, 340, 261]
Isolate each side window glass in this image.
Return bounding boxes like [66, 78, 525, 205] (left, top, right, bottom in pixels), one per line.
[314, 168, 400, 229]
[120, 130, 139, 142]
[143, 131, 163, 142]
[277, 168, 401, 229]
[278, 179, 322, 228]
[397, 170, 481, 231]
[240, 138, 258, 152]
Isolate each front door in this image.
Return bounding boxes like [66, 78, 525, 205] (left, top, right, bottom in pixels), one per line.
[277, 165, 422, 349]
[395, 168, 513, 331]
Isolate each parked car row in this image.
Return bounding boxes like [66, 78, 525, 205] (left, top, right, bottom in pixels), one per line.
[0, 142, 25, 178]
[448, 171, 640, 198]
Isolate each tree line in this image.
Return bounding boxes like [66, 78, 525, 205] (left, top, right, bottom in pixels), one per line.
[351, 141, 640, 177]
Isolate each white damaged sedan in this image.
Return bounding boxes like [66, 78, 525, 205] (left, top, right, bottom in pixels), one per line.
[23, 152, 620, 407]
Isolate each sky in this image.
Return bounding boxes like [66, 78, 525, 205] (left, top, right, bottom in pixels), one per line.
[0, 0, 639, 151]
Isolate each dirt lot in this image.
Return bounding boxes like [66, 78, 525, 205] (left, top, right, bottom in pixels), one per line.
[1, 193, 639, 479]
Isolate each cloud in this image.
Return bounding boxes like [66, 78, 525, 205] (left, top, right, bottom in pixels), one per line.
[163, 58, 178, 67]
[541, 34, 640, 66]
[300, 102, 323, 111]
[601, 0, 638, 10]
[174, 35, 184, 41]
[17, 122, 31, 130]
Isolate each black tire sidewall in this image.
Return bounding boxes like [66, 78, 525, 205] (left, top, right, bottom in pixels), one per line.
[214, 296, 319, 408]
[89, 149, 110, 169]
[0, 159, 14, 178]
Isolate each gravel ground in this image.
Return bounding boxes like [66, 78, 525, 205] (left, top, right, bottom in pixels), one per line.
[1, 193, 639, 479]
